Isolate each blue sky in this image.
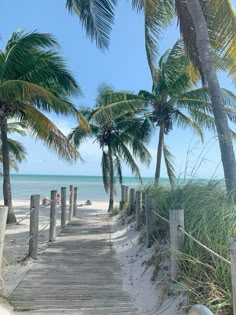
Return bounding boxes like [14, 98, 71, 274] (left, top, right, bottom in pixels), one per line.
[1, 0, 236, 179]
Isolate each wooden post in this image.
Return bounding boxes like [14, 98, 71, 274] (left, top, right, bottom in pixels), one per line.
[29, 195, 40, 259]
[73, 187, 78, 217]
[0, 206, 8, 267]
[61, 187, 66, 229]
[124, 186, 129, 203]
[142, 191, 146, 224]
[129, 188, 136, 215]
[230, 237, 236, 315]
[69, 185, 74, 221]
[169, 209, 184, 281]
[146, 197, 152, 248]
[49, 190, 57, 242]
[135, 191, 142, 230]
[120, 185, 126, 209]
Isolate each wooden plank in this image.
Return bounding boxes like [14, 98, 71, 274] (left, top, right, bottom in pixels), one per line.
[9, 206, 138, 314]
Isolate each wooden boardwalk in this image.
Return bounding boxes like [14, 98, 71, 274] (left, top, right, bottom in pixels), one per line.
[9, 207, 138, 314]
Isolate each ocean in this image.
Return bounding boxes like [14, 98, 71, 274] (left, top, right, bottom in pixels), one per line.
[0, 174, 162, 203]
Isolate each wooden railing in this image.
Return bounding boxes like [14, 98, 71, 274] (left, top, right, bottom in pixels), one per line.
[29, 185, 78, 259]
[0, 185, 78, 266]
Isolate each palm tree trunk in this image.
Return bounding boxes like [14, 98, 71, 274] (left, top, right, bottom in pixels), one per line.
[108, 145, 114, 212]
[154, 123, 164, 185]
[0, 116, 16, 224]
[186, 0, 236, 193]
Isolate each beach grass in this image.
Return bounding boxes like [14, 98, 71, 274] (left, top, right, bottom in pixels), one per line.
[145, 181, 235, 314]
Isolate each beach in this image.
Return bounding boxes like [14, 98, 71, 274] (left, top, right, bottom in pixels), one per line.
[0, 197, 182, 315]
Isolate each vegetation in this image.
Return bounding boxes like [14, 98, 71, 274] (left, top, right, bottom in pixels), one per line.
[69, 84, 152, 211]
[0, 121, 27, 173]
[68, 0, 236, 193]
[146, 181, 234, 314]
[0, 30, 81, 223]
[139, 41, 206, 186]
[91, 41, 236, 188]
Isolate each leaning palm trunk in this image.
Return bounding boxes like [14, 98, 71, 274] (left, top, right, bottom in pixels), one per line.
[108, 145, 114, 212]
[154, 122, 165, 185]
[186, 0, 236, 193]
[0, 116, 16, 224]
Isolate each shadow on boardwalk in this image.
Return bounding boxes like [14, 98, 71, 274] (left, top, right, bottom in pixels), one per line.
[9, 207, 138, 315]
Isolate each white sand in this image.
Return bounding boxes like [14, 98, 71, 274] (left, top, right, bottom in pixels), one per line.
[111, 212, 185, 314]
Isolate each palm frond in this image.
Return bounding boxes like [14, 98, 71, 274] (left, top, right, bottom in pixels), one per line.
[173, 110, 204, 142]
[158, 40, 195, 94]
[184, 109, 216, 132]
[16, 105, 80, 162]
[115, 115, 153, 145]
[68, 122, 98, 146]
[175, 88, 236, 112]
[66, 0, 117, 49]
[96, 82, 114, 107]
[119, 142, 142, 182]
[17, 50, 82, 97]
[77, 111, 90, 131]
[138, 89, 155, 101]
[132, 0, 175, 84]
[204, 0, 236, 53]
[7, 121, 28, 136]
[1, 31, 58, 81]
[0, 80, 77, 116]
[91, 95, 146, 123]
[131, 139, 152, 166]
[7, 138, 27, 162]
[225, 107, 236, 124]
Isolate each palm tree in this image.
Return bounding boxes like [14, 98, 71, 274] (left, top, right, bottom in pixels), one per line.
[69, 85, 152, 211]
[91, 42, 236, 187]
[184, 0, 236, 193]
[65, 0, 236, 193]
[135, 0, 236, 192]
[139, 41, 236, 186]
[0, 30, 82, 223]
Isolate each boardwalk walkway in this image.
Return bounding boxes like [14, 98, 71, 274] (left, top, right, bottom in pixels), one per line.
[9, 207, 138, 314]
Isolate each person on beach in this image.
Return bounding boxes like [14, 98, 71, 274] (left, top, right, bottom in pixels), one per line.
[42, 197, 50, 206]
[56, 193, 61, 206]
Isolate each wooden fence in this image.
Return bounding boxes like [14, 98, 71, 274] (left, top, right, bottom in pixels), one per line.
[120, 186, 236, 315]
[28, 185, 78, 259]
[0, 185, 78, 266]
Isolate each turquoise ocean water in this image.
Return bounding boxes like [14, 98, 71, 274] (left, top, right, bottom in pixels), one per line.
[0, 174, 167, 202]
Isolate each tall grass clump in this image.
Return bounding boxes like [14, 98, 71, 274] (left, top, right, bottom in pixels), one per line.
[146, 181, 236, 314]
